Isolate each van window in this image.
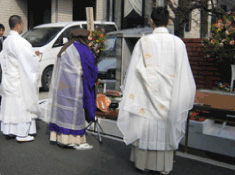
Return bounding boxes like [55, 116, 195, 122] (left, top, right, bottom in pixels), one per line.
[103, 36, 116, 57]
[82, 24, 117, 34]
[23, 27, 62, 47]
[53, 26, 80, 47]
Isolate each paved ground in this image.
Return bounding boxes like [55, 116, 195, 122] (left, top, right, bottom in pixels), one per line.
[39, 91, 49, 100]
[0, 91, 234, 175]
[0, 120, 235, 175]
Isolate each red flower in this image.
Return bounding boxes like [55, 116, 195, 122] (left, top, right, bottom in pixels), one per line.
[211, 39, 216, 44]
[217, 19, 223, 23]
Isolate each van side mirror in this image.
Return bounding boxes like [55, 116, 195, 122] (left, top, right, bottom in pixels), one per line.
[63, 37, 68, 44]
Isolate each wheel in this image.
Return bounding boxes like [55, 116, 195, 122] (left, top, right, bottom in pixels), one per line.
[41, 67, 53, 91]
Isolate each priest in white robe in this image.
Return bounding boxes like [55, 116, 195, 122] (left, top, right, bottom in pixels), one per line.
[0, 15, 40, 142]
[117, 7, 196, 174]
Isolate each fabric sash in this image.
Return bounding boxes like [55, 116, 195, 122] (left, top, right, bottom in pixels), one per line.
[73, 42, 98, 122]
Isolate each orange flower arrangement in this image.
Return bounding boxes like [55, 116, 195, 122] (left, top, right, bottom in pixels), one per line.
[190, 112, 206, 122]
[202, 11, 235, 63]
[230, 40, 235, 45]
[88, 26, 105, 58]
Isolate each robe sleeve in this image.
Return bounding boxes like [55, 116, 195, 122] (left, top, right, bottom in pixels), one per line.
[17, 41, 41, 116]
[167, 44, 196, 150]
[117, 40, 146, 144]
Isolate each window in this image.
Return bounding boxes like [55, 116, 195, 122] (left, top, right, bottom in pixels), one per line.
[23, 27, 62, 47]
[82, 24, 117, 34]
[53, 26, 80, 47]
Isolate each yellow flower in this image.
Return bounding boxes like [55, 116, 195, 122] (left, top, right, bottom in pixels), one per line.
[96, 40, 99, 43]
[217, 29, 221, 32]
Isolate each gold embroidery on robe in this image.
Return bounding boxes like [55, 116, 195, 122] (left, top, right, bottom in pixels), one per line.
[139, 108, 145, 114]
[145, 53, 152, 59]
[129, 94, 135, 100]
[159, 104, 165, 110]
[59, 81, 75, 91]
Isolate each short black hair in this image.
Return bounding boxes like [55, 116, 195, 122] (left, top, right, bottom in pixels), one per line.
[151, 7, 169, 27]
[0, 24, 5, 31]
[9, 15, 22, 29]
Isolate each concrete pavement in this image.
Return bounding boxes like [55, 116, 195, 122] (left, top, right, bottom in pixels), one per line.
[0, 120, 235, 175]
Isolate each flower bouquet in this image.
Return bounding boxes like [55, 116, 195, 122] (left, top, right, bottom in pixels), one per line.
[190, 112, 206, 122]
[202, 11, 235, 63]
[218, 82, 230, 92]
[88, 27, 105, 59]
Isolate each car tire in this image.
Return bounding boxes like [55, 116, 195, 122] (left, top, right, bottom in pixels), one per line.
[41, 67, 53, 91]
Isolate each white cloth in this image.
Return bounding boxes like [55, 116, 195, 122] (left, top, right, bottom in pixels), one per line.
[0, 30, 41, 124]
[124, 0, 142, 17]
[1, 120, 36, 137]
[117, 27, 196, 151]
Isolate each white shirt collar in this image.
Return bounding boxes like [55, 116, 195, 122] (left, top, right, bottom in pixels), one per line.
[153, 27, 169, 34]
[9, 30, 20, 36]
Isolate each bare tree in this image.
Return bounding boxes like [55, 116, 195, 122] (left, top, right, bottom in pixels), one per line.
[165, 0, 228, 38]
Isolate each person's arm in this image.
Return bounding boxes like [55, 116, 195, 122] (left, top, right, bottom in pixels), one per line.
[17, 40, 41, 115]
[18, 42, 39, 86]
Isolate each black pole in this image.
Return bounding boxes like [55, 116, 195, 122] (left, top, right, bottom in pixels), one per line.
[184, 112, 191, 153]
[107, 0, 110, 21]
[112, 0, 115, 22]
[142, 0, 145, 27]
[121, 0, 124, 29]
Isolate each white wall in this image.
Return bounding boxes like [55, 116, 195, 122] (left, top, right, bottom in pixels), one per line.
[51, 0, 73, 23]
[167, 0, 201, 38]
[96, 0, 107, 21]
[184, 9, 201, 38]
[0, 0, 28, 35]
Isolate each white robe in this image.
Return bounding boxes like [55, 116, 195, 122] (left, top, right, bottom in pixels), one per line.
[0, 30, 41, 136]
[117, 27, 196, 151]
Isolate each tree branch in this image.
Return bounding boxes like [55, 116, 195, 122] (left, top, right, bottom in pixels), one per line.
[165, 0, 177, 14]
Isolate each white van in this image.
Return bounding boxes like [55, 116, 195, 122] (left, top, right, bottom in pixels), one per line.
[23, 21, 118, 91]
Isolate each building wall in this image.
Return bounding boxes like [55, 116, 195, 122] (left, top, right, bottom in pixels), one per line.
[184, 38, 222, 89]
[114, 0, 122, 30]
[51, 0, 73, 23]
[0, 0, 28, 35]
[168, 0, 201, 38]
[96, 0, 107, 21]
[184, 9, 201, 38]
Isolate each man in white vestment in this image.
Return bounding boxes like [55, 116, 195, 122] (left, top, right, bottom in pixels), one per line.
[117, 7, 196, 174]
[0, 15, 40, 142]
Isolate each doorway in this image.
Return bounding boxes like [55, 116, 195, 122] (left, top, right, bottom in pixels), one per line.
[73, 0, 96, 21]
[28, 0, 52, 30]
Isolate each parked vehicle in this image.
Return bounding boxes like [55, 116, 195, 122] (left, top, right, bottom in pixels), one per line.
[97, 35, 117, 89]
[23, 21, 118, 91]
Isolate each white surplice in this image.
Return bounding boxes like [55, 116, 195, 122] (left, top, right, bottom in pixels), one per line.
[0, 30, 41, 137]
[117, 27, 196, 151]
